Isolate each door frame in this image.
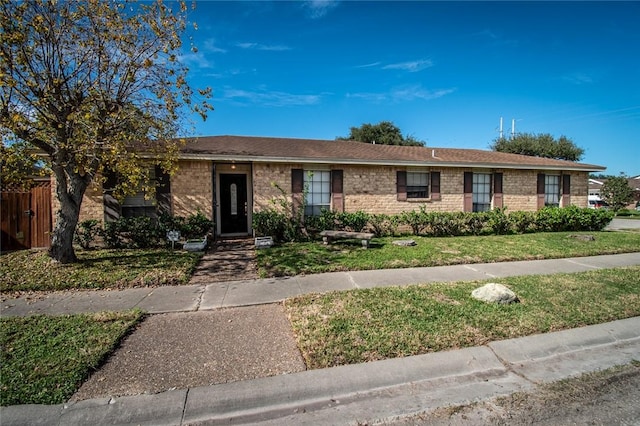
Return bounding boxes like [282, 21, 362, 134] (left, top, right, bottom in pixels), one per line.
[214, 163, 253, 237]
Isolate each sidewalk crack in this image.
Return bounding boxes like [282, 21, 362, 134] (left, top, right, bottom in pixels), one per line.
[563, 258, 601, 269]
[180, 388, 190, 425]
[194, 285, 206, 311]
[485, 344, 539, 386]
[347, 273, 360, 289]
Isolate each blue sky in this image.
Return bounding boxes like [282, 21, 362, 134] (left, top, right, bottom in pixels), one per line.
[180, 1, 639, 175]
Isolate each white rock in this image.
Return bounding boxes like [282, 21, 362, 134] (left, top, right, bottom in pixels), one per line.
[393, 239, 416, 247]
[471, 283, 519, 304]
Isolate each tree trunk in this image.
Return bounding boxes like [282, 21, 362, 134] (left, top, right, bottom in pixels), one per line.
[49, 204, 80, 263]
[48, 164, 90, 264]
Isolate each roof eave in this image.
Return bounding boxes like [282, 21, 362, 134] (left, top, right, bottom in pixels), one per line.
[179, 153, 605, 172]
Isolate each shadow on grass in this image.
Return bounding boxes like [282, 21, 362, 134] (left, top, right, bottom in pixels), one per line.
[77, 250, 196, 269]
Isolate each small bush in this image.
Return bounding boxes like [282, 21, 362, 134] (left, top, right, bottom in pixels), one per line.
[74, 219, 101, 249]
[337, 211, 370, 232]
[487, 208, 512, 235]
[368, 214, 399, 237]
[509, 211, 537, 234]
[99, 212, 216, 249]
[183, 211, 214, 239]
[399, 208, 428, 235]
[253, 210, 288, 239]
[101, 219, 127, 248]
[462, 212, 489, 236]
[120, 216, 163, 248]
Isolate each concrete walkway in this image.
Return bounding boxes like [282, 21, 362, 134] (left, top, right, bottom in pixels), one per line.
[1, 253, 640, 425]
[2, 252, 640, 317]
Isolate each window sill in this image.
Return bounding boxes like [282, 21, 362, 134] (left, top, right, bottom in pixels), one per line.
[406, 198, 433, 203]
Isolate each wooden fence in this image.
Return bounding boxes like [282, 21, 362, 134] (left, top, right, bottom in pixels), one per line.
[1, 181, 52, 251]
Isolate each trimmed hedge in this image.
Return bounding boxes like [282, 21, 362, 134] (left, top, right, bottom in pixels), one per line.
[76, 212, 214, 249]
[253, 206, 614, 242]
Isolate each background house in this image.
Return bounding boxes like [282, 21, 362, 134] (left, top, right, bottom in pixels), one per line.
[589, 175, 640, 209]
[74, 136, 605, 238]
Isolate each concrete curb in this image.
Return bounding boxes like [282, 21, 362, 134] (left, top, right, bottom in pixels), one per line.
[2, 317, 639, 425]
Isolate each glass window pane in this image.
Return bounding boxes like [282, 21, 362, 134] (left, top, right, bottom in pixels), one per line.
[304, 169, 332, 216]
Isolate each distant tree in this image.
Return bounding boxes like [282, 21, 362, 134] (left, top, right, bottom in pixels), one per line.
[337, 121, 425, 146]
[600, 176, 634, 212]
[0, 0, 213, 263]
[490, 133, 584, 161]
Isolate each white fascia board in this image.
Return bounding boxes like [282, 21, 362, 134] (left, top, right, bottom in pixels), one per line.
[178, 153, 605, 172]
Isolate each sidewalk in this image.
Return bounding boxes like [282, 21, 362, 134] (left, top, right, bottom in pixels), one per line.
[2, 252, 640, 316]
[1, 253, 639, 425]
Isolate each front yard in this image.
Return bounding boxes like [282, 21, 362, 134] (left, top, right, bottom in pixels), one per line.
[0, 249, 202, 294]
[257, 231, 640, 277]
[0, 310, 144, 406]
[1, 231, 639, 406]
[286, 266, 640, 369]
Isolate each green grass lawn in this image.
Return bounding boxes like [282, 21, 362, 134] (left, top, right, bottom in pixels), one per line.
[0, 310, 144, 406]
[0, 249, 203, 293]
[285, 266, 640, 370]
[258, 231, 640, 277]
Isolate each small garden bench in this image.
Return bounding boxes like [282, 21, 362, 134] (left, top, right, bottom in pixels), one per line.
[320, 230, 375, 248]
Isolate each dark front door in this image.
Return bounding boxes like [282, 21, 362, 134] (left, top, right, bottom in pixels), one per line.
[220, 174, 248, 234]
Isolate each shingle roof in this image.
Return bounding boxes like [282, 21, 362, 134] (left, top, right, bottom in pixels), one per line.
[181, 135, 605, 171]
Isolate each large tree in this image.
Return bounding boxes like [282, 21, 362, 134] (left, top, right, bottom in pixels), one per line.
[0, 0, 212, 263]
[490, 133, 584, 161]
[600, 176, 634, 212]
[0, 139, 45, 189]
[337, 121, 424, 146]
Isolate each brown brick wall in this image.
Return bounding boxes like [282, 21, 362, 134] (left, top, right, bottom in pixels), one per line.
[171, 160, 214, 219]
[79, 180, 105, 223]
[251, 165, 591, 215]
[70, 162, 591, 225]
[253, 163, 301, 213]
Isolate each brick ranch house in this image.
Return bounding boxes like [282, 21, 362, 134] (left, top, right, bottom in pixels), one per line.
[72, 135, 606, 238]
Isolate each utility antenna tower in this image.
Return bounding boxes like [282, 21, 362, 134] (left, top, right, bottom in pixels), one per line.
[511, 118, 516, 140]
[498, 117, 504, 139]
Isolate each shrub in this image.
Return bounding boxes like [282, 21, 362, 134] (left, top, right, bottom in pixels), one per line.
[399, 208, 428, 235]
[534, 206, 613, 233]
[368, 214, 398, 237]
[509, 211, 537, 234]
[487, 208, 512, 235]
[253, 209, 289, 240]
[74, 219, 101, 249]
[337, 211, 370, 232]
[183, 211, 214, 239]
[101, 219, 127, 249]
[120, 216, 162, 248]
[460, 212, 487, 236]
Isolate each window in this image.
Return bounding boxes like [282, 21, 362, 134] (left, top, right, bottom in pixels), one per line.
[545, 175, 560, 207]
[407, 172, 429, 198]
[304, 170, 330, 216]
[472, 173, 491, 212]
[103, 166, 170, 221]
[122, 168, 158, 218]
